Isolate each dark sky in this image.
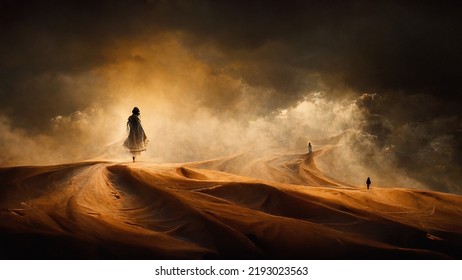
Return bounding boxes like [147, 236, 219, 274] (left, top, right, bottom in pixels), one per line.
[2, 0, 461, 120]
[1, 0, 462, 192]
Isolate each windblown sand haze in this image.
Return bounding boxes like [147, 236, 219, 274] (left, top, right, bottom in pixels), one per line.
[1, 147, 461, 259]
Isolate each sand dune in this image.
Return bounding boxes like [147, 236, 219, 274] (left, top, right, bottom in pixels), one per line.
[1, 148, 462, 259]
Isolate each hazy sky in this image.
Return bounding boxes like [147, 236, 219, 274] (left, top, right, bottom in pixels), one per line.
[1, 0, 461, 192]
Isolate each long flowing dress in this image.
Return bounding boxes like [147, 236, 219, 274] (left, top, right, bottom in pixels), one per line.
[123, 114, 148, 154]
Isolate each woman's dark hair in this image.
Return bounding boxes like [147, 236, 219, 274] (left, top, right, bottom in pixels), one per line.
[132, 107, 140, 115]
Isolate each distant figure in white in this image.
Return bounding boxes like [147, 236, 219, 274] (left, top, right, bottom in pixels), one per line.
[307, 142, 312, 154]
[123, 107, 148, 162]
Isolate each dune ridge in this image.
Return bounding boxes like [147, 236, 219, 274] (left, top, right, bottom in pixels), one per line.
[1, 148, 462, 259]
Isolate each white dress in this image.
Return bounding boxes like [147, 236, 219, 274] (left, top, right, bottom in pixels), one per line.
[123, 114, 148, 153]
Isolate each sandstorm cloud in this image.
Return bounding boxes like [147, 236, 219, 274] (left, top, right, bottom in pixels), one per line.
[0, 0, 461, 193]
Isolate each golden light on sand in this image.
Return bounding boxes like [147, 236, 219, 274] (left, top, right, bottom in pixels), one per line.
[1, 146, 461, 259]
[1, 1, 462, 261]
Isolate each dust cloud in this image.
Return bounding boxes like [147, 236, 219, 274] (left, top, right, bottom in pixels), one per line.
[1, 1, 461, 193]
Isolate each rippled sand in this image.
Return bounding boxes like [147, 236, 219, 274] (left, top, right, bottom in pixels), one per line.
[1, 148, 461, 259]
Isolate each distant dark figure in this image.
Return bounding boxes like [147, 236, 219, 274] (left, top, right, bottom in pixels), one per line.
[123, 107, 148, 162]
[366, 177, 371, 190]
[307, 142, 312, 154]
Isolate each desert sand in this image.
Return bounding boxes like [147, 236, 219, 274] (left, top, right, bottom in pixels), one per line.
[1, 147, 462, 259]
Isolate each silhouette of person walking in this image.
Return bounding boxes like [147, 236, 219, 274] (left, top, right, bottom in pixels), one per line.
[123, 107, 148, 162]
[366, 177, 371, 190]
[308, 142, 312, 154]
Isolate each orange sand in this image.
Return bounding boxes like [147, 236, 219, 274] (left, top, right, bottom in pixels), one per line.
[1, 148, 461, 259]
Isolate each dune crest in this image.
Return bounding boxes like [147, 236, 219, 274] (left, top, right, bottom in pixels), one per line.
[1, 149, 462, 259]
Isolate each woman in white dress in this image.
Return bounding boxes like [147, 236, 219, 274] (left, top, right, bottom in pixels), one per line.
[123, 107, 148, 162]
